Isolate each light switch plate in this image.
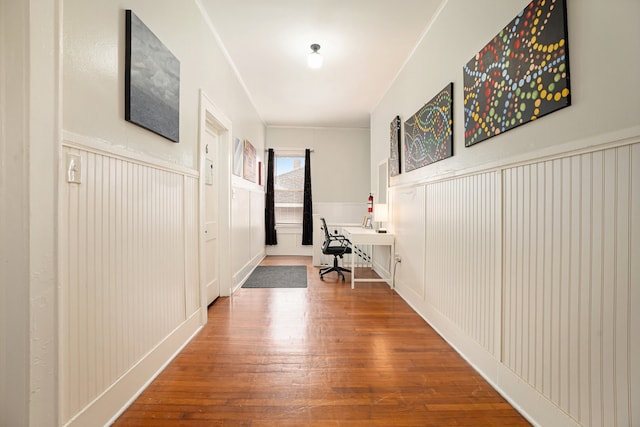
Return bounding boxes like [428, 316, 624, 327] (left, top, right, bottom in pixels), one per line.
[66, 153, 81, 184]
[205, 159, 214, 185]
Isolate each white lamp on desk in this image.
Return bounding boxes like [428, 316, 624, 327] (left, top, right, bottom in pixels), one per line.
[373, 203, 388, 233]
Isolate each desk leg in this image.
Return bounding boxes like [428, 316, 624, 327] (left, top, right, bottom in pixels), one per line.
[391, 241, 395, 289]
[351, 247, 355, 289]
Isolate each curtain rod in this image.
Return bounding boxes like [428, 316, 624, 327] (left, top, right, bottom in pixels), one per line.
[265, 148, 314, 152]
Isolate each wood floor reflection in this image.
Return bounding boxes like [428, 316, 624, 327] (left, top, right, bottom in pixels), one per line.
[114, 256, 530, 426]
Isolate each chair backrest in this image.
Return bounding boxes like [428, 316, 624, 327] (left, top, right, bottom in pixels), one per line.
[320, 217, 331, 242]
[319, 217, 351, 256]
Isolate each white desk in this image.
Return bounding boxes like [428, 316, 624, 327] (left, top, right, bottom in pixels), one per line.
[341, 227, 395, 289]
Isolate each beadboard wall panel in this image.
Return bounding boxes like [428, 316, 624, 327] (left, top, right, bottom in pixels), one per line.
[231, 185, 252, 276]
[423, 172, 501, 356]
[391, 186, 425, 303]
[390, 141, 638, 427]
[184, 176, 200, 316]
[231, 183, 266, 289]
[503, 143, 638, 427]
[60, 144, 200, 424]
[250, 189, 265, 260]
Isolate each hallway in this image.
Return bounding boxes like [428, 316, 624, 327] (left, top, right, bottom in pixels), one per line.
[114, 256, 529, 426]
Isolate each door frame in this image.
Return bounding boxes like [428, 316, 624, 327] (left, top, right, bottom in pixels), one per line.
[198, 90, 232, 325]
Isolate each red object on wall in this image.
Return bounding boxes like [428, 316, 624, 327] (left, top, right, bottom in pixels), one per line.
[368, 193, 373, 213]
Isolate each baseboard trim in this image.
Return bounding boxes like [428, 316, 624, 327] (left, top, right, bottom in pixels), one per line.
[232, 253, 266, 294]
[64, 312, 202, 427]
[393, 286, 579, 427]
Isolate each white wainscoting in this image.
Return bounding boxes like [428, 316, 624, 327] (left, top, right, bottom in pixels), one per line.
[502, 144, 638, 426]
[231, 181, 266, 291]
[390, 140, 639, 427]
[59, 139, 201, 426]
[391, 186, 426, 302]
[423, 171, 501, 356]
[266, 225, 313, 257]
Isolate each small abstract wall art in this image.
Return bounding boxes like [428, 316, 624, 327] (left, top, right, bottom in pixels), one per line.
[389, 116, 402, 177]
[232, 137, 243, 176]
[403, 83, 454, 173]
[463, 0, 570, 147]
[243, 139, 257, 183]
[125, 10, 180, 142]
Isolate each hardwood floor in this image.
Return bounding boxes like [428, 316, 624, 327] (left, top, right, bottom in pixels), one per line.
[114, 256, 530, 426]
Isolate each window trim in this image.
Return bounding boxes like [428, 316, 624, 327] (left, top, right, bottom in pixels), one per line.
[273, 151, 306, 225]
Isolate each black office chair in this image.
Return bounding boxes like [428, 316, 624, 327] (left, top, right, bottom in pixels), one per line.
[319, 217, 352, 281]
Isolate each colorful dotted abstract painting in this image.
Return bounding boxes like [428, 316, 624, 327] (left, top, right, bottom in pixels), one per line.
[389, 116, 401, 177]
[404, 83, 453, 172]
[463, 0, 571, 147]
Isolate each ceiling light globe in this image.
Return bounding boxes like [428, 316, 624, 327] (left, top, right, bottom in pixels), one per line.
[307, 44, 322, 69]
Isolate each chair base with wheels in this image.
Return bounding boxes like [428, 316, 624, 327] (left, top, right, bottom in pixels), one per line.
[319, 252, 351, 281]
[319, 217, 352, 282]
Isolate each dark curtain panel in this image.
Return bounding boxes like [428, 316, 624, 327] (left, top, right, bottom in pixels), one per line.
[265, 148, 277, 245]
[301, 148, 313, 245]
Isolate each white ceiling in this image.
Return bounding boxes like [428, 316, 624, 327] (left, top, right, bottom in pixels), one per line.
[200, 0, 444, 128]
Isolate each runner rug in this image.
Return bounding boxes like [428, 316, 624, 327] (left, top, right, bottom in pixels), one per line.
[241, 265, 308, 288]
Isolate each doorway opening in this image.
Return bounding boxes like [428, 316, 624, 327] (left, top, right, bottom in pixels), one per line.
[198, 91, 232, 323]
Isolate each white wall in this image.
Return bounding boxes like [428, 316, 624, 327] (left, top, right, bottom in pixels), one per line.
[266, 127, 370, 203]
[63, 0, 265, 168]
[59, 0, 267, 423]
[1, 0, 59, 425]
[63, 0, 268, 305]
[372, 0, 640, 176]
[1, 1, 31, 425]
[1, 0, 266, 425]
[371, 1, 640, 426]
[265, 127, 370, 255]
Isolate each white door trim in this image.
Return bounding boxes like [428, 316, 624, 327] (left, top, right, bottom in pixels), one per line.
[198, 91, 232, 325]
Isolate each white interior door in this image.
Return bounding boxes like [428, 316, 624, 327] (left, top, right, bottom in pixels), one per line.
[198, 91, 233, 321]
[203, 127, 220, 304]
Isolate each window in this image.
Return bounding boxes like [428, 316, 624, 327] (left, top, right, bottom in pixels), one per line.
[274, 154, 305, 224]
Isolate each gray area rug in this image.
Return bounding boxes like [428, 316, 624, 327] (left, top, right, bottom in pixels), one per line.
[241, 265, 308, 288]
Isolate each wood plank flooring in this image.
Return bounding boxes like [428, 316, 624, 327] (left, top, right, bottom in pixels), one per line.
[113, 256, 530, 426]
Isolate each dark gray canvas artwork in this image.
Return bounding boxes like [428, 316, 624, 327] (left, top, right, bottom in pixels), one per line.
[125, 10, 180, 142]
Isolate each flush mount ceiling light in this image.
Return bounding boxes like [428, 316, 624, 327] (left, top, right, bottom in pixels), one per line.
[307, 43, 323, 69]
